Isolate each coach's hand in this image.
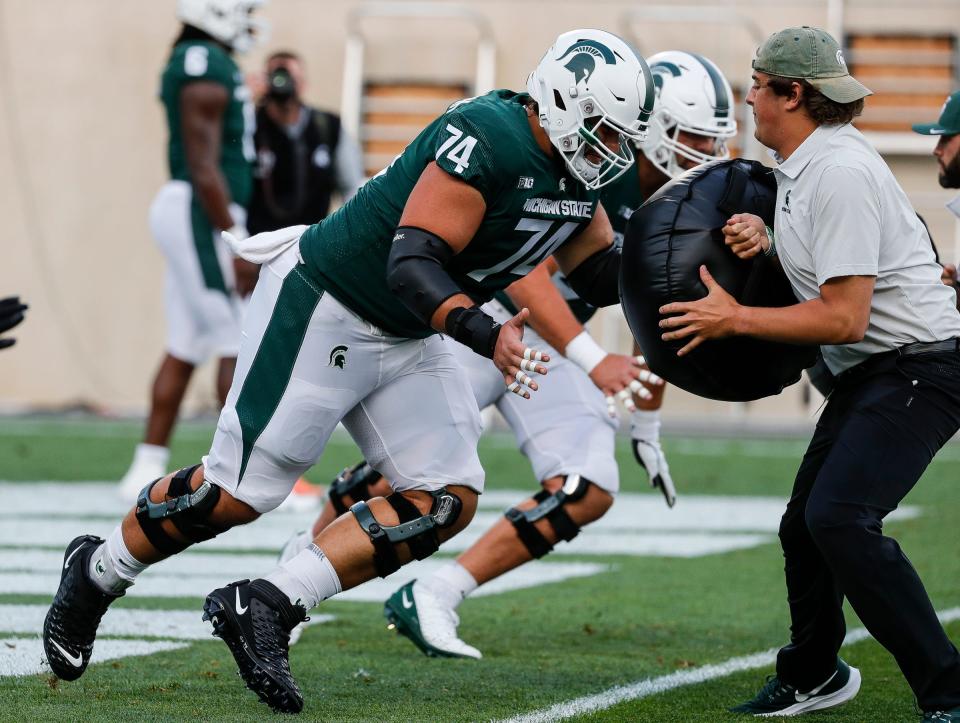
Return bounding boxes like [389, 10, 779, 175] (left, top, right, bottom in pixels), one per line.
[590, 354, 663, 416]
[723, 213, 770, 259]
[659, 266, 741, 356]
[494, 308, 549, 400]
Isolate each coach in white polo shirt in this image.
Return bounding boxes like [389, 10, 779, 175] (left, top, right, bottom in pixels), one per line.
[659, 26, 960, 721]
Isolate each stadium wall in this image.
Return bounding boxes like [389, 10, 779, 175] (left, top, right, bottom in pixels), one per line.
[2, 0, 958, 426]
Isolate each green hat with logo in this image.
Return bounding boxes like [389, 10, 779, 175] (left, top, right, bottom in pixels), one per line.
[752, 26, 872, 103]
[913, 91, 960, 135]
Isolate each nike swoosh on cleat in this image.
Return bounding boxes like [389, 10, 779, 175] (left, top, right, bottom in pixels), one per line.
[63, 545, 84, 570]
[796, 669, 839, 702]
[235, 587, 248, 615]
[401, 590, 414, 609]
[51, 640, 83, 668]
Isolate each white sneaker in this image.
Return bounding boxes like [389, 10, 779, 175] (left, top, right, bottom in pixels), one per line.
[117, 444, 169, 503]
[383, 580, 481, 659]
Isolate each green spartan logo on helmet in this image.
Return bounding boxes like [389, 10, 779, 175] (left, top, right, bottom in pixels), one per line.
[559, 39, 617, 85]
[650, 61, 682, 93]
[329, 345, 348, 369]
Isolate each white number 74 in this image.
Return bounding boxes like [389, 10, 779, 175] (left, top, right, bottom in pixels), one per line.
[436, 124, 477, 175]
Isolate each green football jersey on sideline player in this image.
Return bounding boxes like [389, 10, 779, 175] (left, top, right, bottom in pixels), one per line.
[160, 40, 255, 207]
[299, 89, 601, 339]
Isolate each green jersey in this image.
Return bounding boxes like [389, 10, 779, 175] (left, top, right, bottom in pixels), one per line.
[602, 161, 645, 244]
[498, 159, 645, 325]
[299, 90, 601, 338]
[160, 40, 254, 206]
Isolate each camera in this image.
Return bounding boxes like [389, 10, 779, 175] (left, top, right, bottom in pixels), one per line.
[266, 66, 296, 101]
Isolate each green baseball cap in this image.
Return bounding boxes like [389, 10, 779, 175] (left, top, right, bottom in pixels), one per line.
[913, 91, 960, 135]
[752, 26, 872, 103]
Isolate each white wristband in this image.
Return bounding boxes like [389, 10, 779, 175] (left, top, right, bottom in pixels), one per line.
[564, 330, 607, 374]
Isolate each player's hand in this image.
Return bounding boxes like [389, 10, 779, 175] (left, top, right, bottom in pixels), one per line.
[631, 436, 677, 508]
[0, 296, 28, 350]
[233, 258, 261, 297]
[659, 266, 740, 356]
[493, 308, 549, 400]
[723, 213, 769, 259]
[590, 354, 664, 416]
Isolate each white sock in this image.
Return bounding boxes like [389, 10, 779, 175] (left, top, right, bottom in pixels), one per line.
[89, 527, 148, 594]
[421, 562, 478, 610]
[630, 409, 661, 441]
[265, 544, 342, 611]
[133, 443, 170, 469]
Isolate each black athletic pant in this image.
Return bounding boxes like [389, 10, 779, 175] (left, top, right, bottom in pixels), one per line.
[775, 348, 960, 711]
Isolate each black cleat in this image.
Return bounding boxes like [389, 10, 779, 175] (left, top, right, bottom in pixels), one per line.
[43, 534, 123, 681]
[203, 578, 307, 714]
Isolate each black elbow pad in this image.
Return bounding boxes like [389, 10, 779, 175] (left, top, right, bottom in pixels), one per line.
[386, 226, 462, 325]
[564, 245, 621, 307]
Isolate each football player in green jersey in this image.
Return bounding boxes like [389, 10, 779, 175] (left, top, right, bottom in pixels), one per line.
[379, 50, 738, 659]
[44, 29, 655, 712]
[117, 0, 263, 501]
[278, 51, 739, 660]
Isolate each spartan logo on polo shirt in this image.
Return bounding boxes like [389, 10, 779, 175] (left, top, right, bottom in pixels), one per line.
[329, 345, 348, 369]
[781, 189, 792, 214]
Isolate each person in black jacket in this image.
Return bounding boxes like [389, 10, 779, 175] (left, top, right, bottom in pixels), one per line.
[248, 50, 364, 234]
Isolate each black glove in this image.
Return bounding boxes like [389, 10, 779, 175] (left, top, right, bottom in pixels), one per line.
[0, 296, 28, 349]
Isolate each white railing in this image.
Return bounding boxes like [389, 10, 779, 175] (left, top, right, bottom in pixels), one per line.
[340, 1, 496, 141]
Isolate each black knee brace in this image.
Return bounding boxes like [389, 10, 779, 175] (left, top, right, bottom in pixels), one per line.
[350, 488, 463, 578]
[328, 461, 381, 515]
[135, 464, 227, 555]
[505, 475, 592, 559]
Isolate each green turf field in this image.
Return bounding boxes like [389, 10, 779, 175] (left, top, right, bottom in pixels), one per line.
[1, 417, 958, 721]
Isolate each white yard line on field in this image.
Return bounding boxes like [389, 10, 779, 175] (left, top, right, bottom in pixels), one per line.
[0, 559, 607, 602]
[0, 604, 334, 641]
[498, 607, 960, 723]
[0, 638, 189, 678]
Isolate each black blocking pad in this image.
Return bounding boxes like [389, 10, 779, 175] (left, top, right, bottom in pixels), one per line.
[619, 159, 818, 402]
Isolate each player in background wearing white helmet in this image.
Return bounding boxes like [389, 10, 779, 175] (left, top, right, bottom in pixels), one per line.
[277, 50, 736, 660]
[44, 29, 653, 713]
[116, 0, 265, 501]
[620, 50, 738, 494]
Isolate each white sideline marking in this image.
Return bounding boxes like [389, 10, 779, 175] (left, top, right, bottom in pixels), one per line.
[0, 483, 918, 558]
[0, 604, 334, 641]
[0, 637, 188, 678]
[498, 606, 960, 723]
[0, 516, 775, 557]
[0, 559, 606, 602]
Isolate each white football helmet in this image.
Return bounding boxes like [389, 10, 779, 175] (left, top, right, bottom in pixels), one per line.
[527, 29, 654, 189]
[642, 51, 738, 178]
[177, 0, 268, 54]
